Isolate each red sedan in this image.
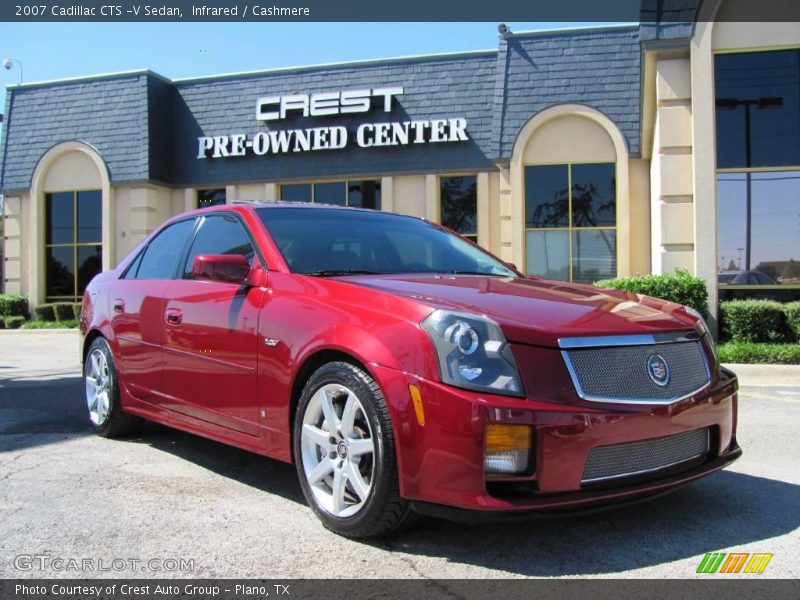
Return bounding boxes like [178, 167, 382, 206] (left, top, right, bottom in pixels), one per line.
[80, 203, 740, 537]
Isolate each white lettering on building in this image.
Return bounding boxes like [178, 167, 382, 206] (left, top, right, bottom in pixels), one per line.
[196, 87, 469, 159]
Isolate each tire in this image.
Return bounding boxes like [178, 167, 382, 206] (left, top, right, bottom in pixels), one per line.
[84, 337, 142, 438]
[293, 361, 413, 538]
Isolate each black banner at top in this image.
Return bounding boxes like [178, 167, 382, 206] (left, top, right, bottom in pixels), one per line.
[1, 0, 799, 22]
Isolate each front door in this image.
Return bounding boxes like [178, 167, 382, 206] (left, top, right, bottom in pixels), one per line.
[160, 214, 265, 436]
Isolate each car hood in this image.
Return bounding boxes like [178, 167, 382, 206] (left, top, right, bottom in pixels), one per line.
[340, 274, 697, 347]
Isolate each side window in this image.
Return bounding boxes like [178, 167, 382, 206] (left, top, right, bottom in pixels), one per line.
[183, 215, 255, 278]
[122, 250, 144, 280]
[135, 219, 196, 280]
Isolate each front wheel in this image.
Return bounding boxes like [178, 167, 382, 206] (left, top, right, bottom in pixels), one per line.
[84, 337, 142, 437]
[293, 361, 413, 538]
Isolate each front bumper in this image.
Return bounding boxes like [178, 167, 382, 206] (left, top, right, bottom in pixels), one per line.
[370, 362, 740, 514]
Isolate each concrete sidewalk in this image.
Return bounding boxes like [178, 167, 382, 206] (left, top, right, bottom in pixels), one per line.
[724, 363, 800, 387]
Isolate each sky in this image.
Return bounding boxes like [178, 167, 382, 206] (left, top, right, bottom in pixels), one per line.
[0, 22, 629, 86]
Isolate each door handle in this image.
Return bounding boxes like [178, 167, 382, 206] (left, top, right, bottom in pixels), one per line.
[165, 308, 183, 325]
[113, 299, 125, 314]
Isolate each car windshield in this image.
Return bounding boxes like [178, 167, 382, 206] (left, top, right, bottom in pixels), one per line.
[257, 207, 516, 277]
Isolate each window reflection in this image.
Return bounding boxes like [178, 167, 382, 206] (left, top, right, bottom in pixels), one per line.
[715, 50, 800, 169]
[45, 190, 103, 301]
[715, 49, 800, 289]
[440, 176, 477, 241]
[314, 182, 347, 206]
[524, 163, 616, 281]
[718, 172, 800, 285]
[197, 188, 227, 209]
[280, 180, 381, 208]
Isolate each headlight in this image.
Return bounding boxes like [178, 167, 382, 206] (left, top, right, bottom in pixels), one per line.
[684, 306, 712, 339]
[684, 306, 717, 360]
[421, 309, 524, 397]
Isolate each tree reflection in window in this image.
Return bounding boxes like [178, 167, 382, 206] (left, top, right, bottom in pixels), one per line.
[440, 176, 477, 241]
[525, 163, 616, 282]
[45, 191, 103, 301]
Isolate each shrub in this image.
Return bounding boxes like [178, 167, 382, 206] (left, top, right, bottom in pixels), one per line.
[718, 300, 791, 343]
[594, 269, 708, 316]
[53, 302, 75, 321]
[717, 341, 800, 365]
[4, 316, 26, 329]
[72, 302, 83, 320]
[22, 319, 79, 329]
[0, 319, 5, 329]
[34, 304, 57, 322]
[0, 294, 29, 318]
[784, 302, 800, 341]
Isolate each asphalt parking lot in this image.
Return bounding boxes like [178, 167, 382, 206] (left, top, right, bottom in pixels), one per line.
[1, 331, 798, 579]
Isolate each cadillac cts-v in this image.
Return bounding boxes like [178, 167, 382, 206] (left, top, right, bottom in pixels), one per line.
[80, 203, 741, 537]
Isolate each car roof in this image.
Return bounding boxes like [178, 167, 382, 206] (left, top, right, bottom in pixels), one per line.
[235, 201, 374, 212]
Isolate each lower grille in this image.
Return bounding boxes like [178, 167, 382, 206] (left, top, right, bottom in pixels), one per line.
[582, 428, 710, 484]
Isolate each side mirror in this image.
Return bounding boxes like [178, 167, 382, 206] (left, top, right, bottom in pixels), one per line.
[503, 261, 519, 272]
[191, 254, 252, 285]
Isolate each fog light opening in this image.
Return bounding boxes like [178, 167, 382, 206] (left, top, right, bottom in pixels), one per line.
[485, 424, 532, 475]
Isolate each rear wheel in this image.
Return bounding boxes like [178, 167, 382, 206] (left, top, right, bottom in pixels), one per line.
[84, 337, 142, 437]
[293, 361, 412, 538]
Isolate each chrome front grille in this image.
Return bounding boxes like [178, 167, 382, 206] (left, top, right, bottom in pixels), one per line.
[560, 332, 711, 404]
[582, 428, 711, 484]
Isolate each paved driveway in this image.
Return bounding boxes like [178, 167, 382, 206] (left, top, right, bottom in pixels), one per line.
[1, 331, 798, 578]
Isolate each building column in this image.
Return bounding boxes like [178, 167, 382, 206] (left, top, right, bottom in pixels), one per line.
[184, 188, 195, 213]
[651, 58, 696, 276]
[425, 174, 438, 222]
[2, 196, 23, 295]
[264, 183, 278, 201]
[129, 189, 161, 242]
[225, 185, 237, 204]
[476, 172, 490, 249]
[497, 164, 515, 265]
[380, 177, 394, 212]
[691, 22, 720, 329]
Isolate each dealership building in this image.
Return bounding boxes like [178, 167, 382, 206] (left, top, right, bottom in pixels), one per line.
[1, 0, 798, 326]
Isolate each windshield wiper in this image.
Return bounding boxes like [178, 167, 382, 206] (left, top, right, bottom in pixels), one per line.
[444, 270, 509, 276]
[304, 269, 382, 277]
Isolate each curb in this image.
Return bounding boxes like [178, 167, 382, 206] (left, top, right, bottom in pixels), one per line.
[0, 328, 79, 335]
[723, 363, 800, 387]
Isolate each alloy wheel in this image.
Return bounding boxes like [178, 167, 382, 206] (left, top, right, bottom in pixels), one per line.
[300, 383, 376, 518]
[85, 348, 112, 426]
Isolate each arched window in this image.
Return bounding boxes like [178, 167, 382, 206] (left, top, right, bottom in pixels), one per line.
[516, 110, 624, 283]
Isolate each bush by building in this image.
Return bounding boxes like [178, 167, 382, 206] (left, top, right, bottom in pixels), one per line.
[53, 303, 75, 321]
[4, 316, 26, 329]
[0, 293, 28, 318]
[34, 304, 57, 321]
[594, 270, 709, 316]
[784, 301, 800, 341]
[718, 300, 794, 343]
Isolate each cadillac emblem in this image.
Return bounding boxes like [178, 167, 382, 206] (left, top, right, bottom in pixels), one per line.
[647, 354, 671, 387]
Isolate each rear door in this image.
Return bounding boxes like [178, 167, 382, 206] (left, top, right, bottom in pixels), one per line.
[110, 218, 197, 403]
[161, 213, 265, 435]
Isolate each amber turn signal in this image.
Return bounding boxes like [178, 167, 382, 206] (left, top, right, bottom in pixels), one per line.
[485, 424, 532, 475]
